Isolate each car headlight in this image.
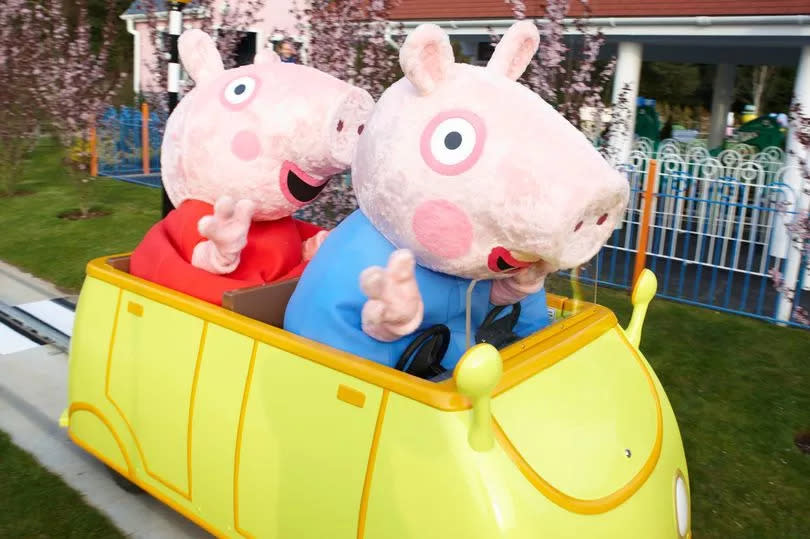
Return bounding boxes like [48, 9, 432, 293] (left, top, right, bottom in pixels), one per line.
[674, 470, 691, 538]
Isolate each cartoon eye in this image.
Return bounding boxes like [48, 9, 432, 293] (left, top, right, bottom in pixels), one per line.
[430, 118, 477, 166]
[421, 110, 486, 176]
[224, 76, 257, 106]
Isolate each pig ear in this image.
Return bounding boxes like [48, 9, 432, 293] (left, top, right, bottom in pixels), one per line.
[487, 21, 539, 81]
[399, 24, 454, 95]
[178, 29, 224, 84]
[254, 44, 280, 66]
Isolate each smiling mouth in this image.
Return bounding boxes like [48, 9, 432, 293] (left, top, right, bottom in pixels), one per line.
[280, 161, 330, 205]
[488, 247, 542, 273]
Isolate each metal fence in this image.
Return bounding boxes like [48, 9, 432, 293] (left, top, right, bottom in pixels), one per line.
[97, 106, 164, 187]
[574, 141, 809, 329]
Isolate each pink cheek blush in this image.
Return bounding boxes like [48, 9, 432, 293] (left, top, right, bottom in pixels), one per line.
[412, 200, 473, 259]
[231, 130, 261, 161]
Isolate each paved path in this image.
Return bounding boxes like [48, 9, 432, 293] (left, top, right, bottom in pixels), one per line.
[0, 260, 210, 538]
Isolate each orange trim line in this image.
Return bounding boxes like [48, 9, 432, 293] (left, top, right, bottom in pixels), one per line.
[187, 321, 208, 501]
[233, 340, 259, 539]
[68, 426, 228, 538]
[68, 402, 134, 476]
[104, 289, 193, 500]
[357, 390, 389, 539]
[88, 255, 615, 412]
[633, 158, 657, 287]
[494, 328, 664, 515]
[495, 307, 615, 397]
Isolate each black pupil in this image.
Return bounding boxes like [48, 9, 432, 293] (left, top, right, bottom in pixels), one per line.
[444, 131, 462, 150]
[234, 84, 246, 95]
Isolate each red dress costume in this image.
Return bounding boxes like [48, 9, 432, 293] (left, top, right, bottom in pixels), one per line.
[130, 200, 323, 305]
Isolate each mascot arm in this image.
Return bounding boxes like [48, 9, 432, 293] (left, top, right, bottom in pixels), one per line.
[359, 249, 425, 342]
[191, 196, 256, 275]
[295, 219, 329, 262]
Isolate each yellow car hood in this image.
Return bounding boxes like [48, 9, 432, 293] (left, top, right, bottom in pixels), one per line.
[491, 327, 662, 511]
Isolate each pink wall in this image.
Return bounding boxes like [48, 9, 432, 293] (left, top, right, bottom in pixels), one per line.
[129, 0, 300, 94]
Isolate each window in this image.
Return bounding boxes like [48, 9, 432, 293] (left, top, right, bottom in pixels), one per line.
[218, 30, 257, 66]
[477, 41, 495, 63]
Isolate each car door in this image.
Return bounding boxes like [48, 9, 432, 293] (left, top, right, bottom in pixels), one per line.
[235, 341, 384, 538]
[107, 291, 203, 500]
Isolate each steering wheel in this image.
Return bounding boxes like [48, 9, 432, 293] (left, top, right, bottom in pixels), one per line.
[394, 302, 522, 380]
[395, 324, 450, 379]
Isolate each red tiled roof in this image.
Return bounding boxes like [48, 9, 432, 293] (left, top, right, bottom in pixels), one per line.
[390, 1, 810, 20]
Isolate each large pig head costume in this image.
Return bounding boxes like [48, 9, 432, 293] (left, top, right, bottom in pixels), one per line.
[130, 30, 374, 305]
[284, 22, 629, 374]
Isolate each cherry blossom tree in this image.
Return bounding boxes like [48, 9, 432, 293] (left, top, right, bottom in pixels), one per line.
[291, 0, 403, 100]
[0, 1, 50, 196]
[37, 0, 124, 218]
[502, 0, 617, 136]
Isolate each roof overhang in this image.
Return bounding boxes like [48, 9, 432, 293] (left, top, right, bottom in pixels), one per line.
[389, 15, 810, 38]
[120, 8, 207, 22]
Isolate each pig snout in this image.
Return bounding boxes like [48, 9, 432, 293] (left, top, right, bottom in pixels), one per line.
[499, 171, 629, 274]
[550, 177, 629, 270]
[327, 87, 375, 169]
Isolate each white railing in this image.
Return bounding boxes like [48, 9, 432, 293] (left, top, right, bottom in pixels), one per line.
[581, 145, 807, 328]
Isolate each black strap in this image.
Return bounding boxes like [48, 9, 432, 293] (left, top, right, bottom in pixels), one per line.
[475, 303, 522, 349]
[395, 324, 450, 379]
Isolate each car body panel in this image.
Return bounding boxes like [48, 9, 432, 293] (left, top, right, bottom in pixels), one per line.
[189, 323, 253, 532]
[492, 328, 660, 500]
[362, 332, 688, 539]
[109, 290, 204, 497]
[235, 342, 383, 538]
[65, 255, 690, 538]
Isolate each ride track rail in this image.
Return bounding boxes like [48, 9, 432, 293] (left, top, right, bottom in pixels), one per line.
[0, 265, 75, 354]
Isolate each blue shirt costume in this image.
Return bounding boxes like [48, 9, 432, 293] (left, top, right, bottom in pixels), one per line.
[284, 210, 550, 370]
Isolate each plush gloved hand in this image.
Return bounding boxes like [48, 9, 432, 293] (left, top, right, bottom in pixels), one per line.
[489, 262, 548, 306]
[302, 230, 330, 261]
[360, 249, 425, 342]
[191, 196, 256, 274]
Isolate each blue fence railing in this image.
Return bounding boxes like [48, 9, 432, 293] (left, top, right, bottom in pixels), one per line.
[567, 152, 808, 330]
[97, 106, 164, 185]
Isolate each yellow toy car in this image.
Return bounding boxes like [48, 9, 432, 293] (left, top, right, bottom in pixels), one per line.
[62, 254, 690, 538]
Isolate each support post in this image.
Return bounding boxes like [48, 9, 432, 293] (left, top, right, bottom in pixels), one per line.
[89, 125, 98, 177]
[609, 42, 643, 166]
[162, 0, 189, 217]
[124, 18, 140, 94]
[709, 64, 736, 149]
[633, 159, 658, 287]
[777, 45, 810, 323]
[141, 102, 150, 175]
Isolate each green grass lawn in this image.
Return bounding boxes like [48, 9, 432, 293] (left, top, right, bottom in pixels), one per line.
[0, 138, 160, 292]
[1, 140, 809, 537]
[0, 431, 124, 537]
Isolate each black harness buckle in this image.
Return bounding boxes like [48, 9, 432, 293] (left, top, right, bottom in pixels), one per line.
[475, 303, 522, 349]
[394, 324, 450, 379]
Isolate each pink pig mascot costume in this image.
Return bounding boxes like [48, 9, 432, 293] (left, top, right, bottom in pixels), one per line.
[130, 30, 373, 305]
[285, 22, 629, 377]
